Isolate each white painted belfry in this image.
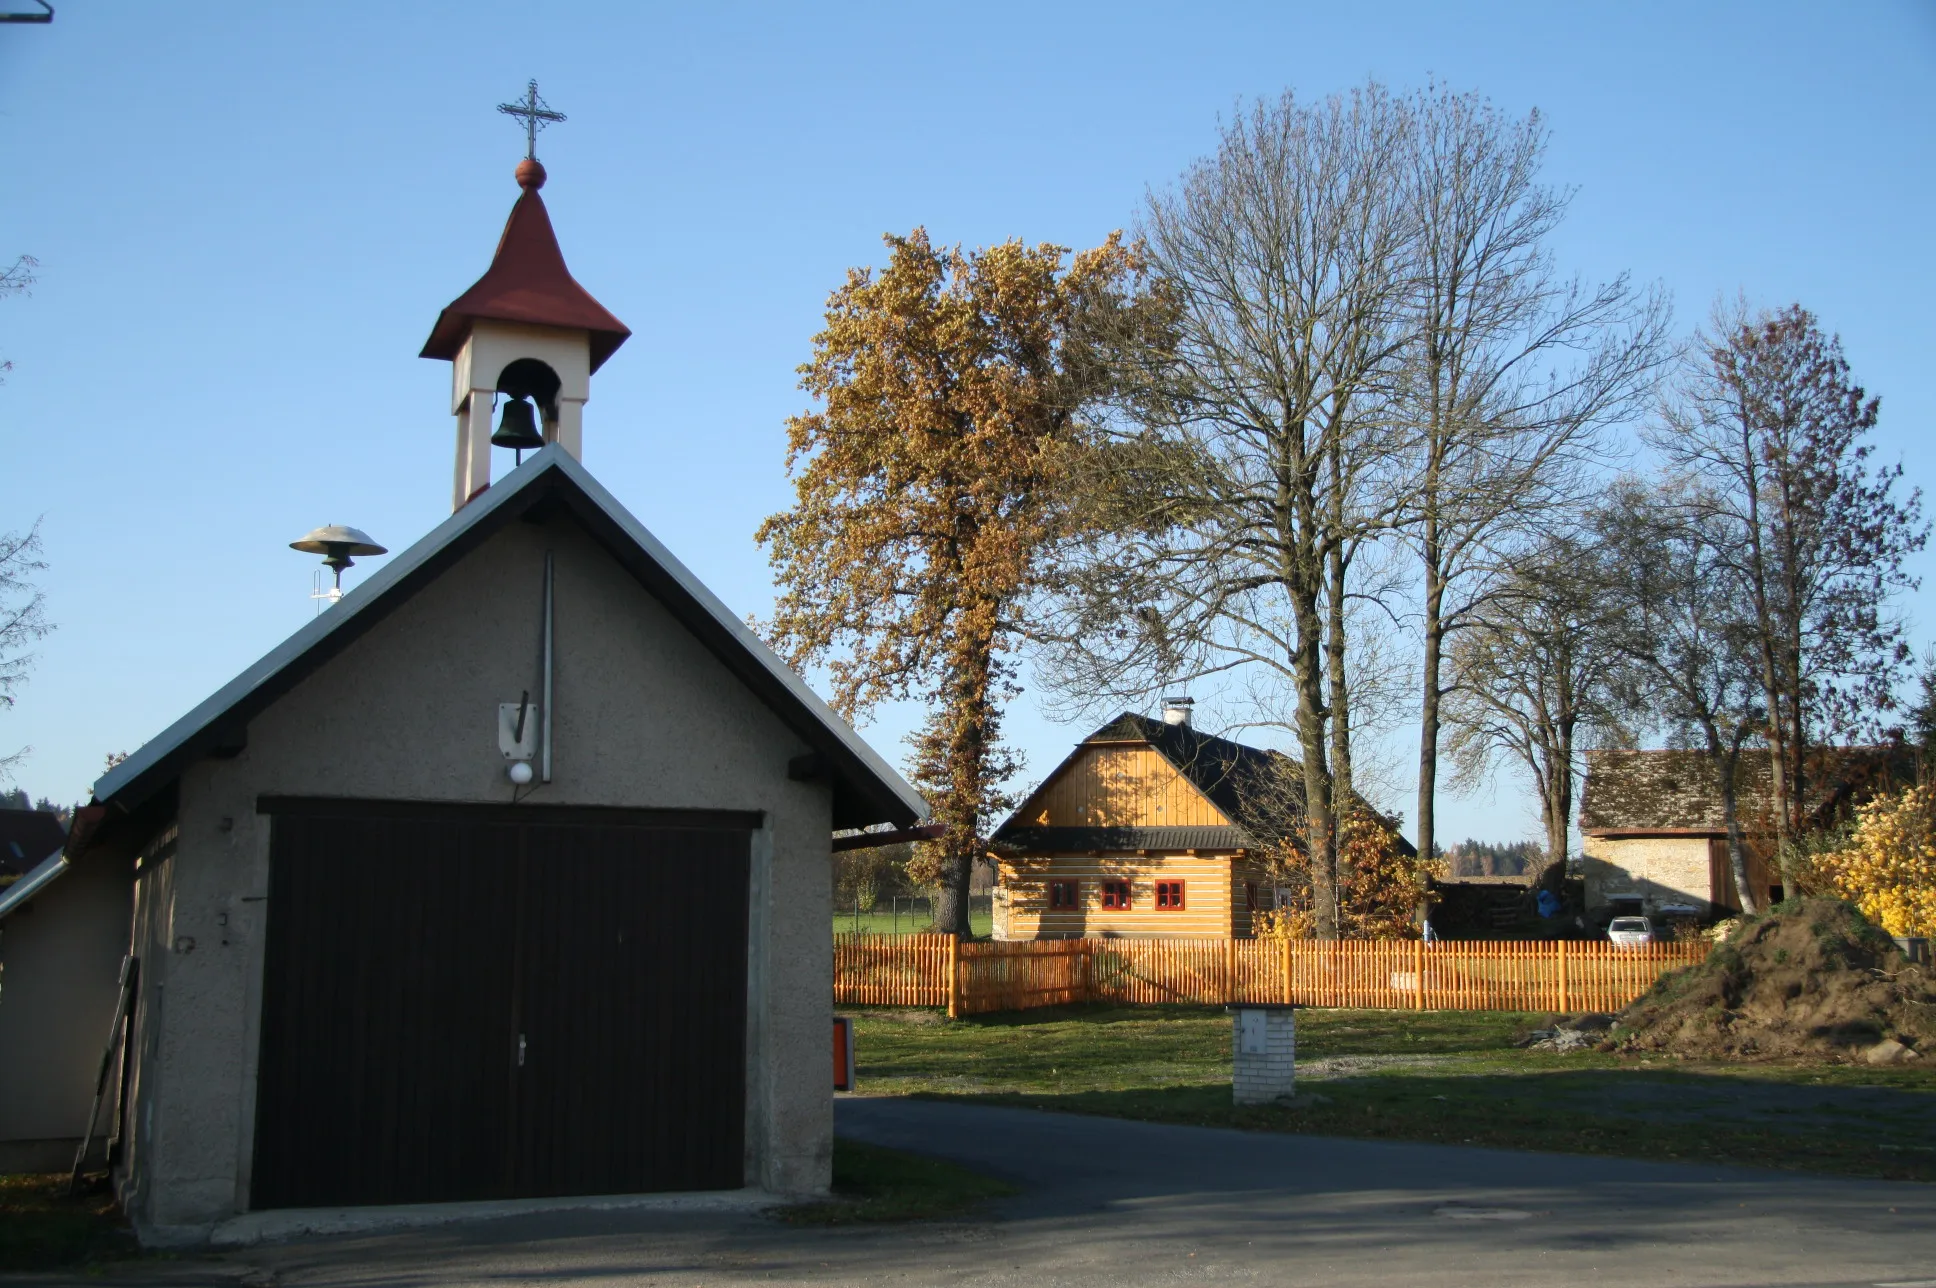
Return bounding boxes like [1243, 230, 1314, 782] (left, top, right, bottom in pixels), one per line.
[448, 321, 594, 511]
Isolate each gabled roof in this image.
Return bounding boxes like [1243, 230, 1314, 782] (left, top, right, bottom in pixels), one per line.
[1579, 747, 1914, 836]
[0, 807, 65, 878]
[84, 446, 926, 842]
[420, 176, 631, 373]
[992, 712, 1414, 855]
[1081, 713, 1287, 836]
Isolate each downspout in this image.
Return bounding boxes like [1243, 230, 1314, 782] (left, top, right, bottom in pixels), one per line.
[542, 551, 554, 784]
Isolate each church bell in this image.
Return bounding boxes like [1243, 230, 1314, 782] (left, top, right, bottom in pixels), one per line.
[492, 396, 545, 460]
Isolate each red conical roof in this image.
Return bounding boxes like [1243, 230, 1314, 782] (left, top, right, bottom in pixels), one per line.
[420, 166, 630, 373]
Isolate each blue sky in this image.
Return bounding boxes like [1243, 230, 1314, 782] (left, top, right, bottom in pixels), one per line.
[2, 2, 1933, 848]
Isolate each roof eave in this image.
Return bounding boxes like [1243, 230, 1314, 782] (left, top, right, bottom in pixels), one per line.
[1582, 827, 1724, 838]
[89, 447, 925, 833]
[0, 850, 68, 921]
[418, 309, 631, 374]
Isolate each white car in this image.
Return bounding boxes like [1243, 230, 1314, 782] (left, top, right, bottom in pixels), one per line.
[1607, 915, 1654, 948]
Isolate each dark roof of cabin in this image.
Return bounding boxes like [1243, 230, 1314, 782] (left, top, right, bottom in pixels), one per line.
[0, 807, 66, 877]
[1579, 747, 1914, 835]
[993, 712, 1414, 855]
[1092, 713, 1289, 831]
[992, 825, 1248, 853]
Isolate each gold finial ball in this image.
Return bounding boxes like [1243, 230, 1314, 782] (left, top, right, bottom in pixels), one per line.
[515, 158, 547, 190]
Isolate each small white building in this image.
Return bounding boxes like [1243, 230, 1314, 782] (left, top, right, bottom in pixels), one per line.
[0, 811, 126, 1174]
[8, 152, 923, 1244]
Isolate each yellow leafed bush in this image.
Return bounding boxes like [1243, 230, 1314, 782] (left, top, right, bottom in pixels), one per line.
[1255, 809, 1441, 940]
[1806, 785, 1936, 938]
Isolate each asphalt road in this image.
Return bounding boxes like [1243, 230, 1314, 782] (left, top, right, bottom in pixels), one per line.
[57, 1098, 1936, 1287]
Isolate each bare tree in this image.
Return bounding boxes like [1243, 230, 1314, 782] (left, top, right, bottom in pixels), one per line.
[1649, 302, 1925, 864]
[1399, 86, 1669, 869]
[1034, 86, 1417, 937]
[0, 255, 35, 383]
[1594, 481, 1766, 913]
[1443, 528, 1631, 869]
[0, 521, 51, 782]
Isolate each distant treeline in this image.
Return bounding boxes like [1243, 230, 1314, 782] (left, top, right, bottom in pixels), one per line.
[1443, 839, 1544, 879]
[0, 788, 62, 816]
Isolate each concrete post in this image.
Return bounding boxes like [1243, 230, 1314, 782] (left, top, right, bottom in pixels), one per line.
[1229, 1004, 1296, 1105]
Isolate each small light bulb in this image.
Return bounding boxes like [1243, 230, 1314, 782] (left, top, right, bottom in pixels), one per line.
[508, 761, 534, 785]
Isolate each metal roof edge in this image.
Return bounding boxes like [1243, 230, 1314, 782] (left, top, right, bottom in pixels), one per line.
[91, 451, 575, 806]
[90, 445, 926, 827]
[0, 850, 69, 921]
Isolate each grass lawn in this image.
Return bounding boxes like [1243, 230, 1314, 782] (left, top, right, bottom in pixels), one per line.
[845, 1005, 1936, 1183]
[0, 1172, 138, 1273]
[776, 1138, 1018, 1224]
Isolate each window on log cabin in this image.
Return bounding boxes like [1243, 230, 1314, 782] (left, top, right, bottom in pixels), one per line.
[1155, 880, 1186, 910]
[1244, 881, 1258, 912]
[1100, 880, 1132, 909]
[1048, 879, 1078, 909]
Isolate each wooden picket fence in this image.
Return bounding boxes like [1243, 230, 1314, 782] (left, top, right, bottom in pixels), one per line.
[833, 933, 1709, 1017]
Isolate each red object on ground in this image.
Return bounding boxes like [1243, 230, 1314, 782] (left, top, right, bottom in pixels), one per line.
[833, 1016, 855, 1092]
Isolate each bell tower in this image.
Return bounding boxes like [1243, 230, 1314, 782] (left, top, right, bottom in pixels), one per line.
[421, 82, 630, 511]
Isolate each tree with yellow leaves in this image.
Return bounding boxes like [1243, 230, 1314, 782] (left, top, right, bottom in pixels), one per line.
[1255, 808, 1438, 940]
[1806, 785, 1936, 938]
[758, 229, 1160, 936]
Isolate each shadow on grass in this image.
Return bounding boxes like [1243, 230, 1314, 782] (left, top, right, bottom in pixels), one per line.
[0, 1172, 139, 1274]
[773, 1139, 1019, 1225]
[914, 1068, 1936, 1184]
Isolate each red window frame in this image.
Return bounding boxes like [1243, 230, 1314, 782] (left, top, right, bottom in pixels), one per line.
[1048, 879, 1078, 910]
[1155, 880, 1187, 910]
[1100, 880, 1133, 910]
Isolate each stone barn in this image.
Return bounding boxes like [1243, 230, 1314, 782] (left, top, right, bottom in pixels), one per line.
[1579, 747, 1910, 920]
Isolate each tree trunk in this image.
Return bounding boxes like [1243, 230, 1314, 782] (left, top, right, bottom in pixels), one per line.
[1326, 508, 1355, 887]
[1711, 734, 1759, 917]
[930, 616, 996, 938]
[1279, 416, 1338, 938]
[1293, 604, 1339, 939]
[1417, 511, 1445, 870]
[1540, 719, 1575, 879]
[1740, 438, 1793, 863]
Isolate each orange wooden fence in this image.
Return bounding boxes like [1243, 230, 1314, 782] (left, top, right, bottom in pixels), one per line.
[831, 933, 953, 1007]
[833, 934, 1709, 1016]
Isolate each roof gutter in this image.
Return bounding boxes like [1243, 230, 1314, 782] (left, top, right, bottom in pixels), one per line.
[0, 850, 69, 921]
[1581, 827, 1727, 838]
[831, 824, 944, 853]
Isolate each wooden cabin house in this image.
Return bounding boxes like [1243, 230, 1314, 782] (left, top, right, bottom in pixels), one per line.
[990, 706, 1408, 940]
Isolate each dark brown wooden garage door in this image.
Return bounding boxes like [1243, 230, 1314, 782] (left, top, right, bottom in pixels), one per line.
[250, 800, 754, 1210]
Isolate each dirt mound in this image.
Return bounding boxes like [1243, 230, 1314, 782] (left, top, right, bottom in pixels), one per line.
[1613, 898, 1934, 1062]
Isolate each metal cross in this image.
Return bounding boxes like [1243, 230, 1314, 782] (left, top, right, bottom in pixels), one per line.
[497, 80, 565, 160]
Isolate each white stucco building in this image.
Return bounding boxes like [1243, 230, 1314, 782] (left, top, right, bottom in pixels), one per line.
[4, 149, 923, 1244]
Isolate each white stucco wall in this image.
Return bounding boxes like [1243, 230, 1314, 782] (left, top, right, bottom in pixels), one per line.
[0, 853, 132, 1169]
[122, 514, 837, 1239]
[1582, 835, 1712, 915]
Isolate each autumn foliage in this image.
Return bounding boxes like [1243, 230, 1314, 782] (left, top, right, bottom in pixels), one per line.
[1805, 785, 1936, 938]
[758, 228, 1153, 932]
[1254, 809, 1439, 940]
